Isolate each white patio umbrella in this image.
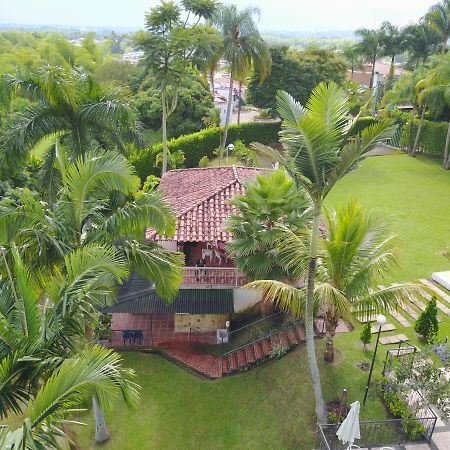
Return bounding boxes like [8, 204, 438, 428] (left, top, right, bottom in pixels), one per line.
[336, 400, 361, 445]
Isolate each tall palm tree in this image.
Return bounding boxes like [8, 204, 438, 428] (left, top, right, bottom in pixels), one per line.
[0, 65, 141, 178]
[213, 5, 271, 157]
[355, 28, 384, 89]
[253, 82, 394, 423]
[425, 0, 450, 53]
[380, 22, 404, 87]
[250, 202, 421, 362]
[412, 78, 428, 156]
[402, 23, 440, 67]
[0, 244, 139, 447]
[342, 44, 363, 82]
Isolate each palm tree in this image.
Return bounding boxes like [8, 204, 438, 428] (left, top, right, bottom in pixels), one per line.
[355, 28, 384, 89]
[0, 149, 183, 300]
[380, 22, 404, 87]
[0, 244, 139, 447]
[250, 202, 421, 362]
[402, 23, 440, 67]
[412, 79, 428, 156]
[0, 347, 139, 449]
[252, 82, 394, 423]
[342, 44, 363, 82]
[213, 5, 271, 157]
[425, 0, 450, 53]
[0, 65, 141, 178]
[226, 170, 311, 281]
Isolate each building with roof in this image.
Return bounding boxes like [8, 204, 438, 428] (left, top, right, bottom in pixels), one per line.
[349, 61, 406, 87]
[104, 167, 266, 348]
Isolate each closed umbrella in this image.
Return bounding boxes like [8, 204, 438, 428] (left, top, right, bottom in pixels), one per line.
[336, 400, 361, 445]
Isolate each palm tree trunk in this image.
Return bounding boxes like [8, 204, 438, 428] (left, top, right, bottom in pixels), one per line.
[369, 59, 376, 89]
[86, 324, 110, 443]
[161, 87, 169, 174]
[387, 54, 395, 88]
[412, 103, 426, 156]
[324, 316, 339, 362]
[350, 66, 354, 81]
[237, 81, 242, 125]
[305, 204, 326, 424]
[220, 73, 234, 158]
[209, 71, 215, 95]
[443, 120, 450, 170]
[408, 105, 417, 154]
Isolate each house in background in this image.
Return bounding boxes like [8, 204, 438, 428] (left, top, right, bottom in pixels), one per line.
[211, 73, 246, 125]
[104, 166, 265, 348]
[349, 61, 405, 87]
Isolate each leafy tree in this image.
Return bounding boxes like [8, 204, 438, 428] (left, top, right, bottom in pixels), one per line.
[402, 23, 440, 68]
[425, 0, 450, 53]
[227, 170, 311, 281]
[0, 65, 141, 188]
[135, 70, 214, 137]
[250, 82, 394, 422]
[355, 28, 384, 88]
[137, 0, 221, 174]
[94, 59, 139, 86]
[360, 322, 372, 349]
[342, 44, 363, 82]
[379, 22, 405, 87]
[213, 5, 271, 156]
[248, 46, 346, 116]
[415, 298, 439, 341]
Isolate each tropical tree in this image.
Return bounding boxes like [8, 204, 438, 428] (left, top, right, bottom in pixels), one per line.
[402, 23, 440, 67]
[425, 0, 450, 53]
[213, 5, 271, 157]
[137, 0, 221, 174]
[342, 44, 363, 82]
[0, 244, 140, 447]
[355, 28, 384, 89]
[379, 22, 405, 87]
[226, 170, 311, 281]
[0, 65, 141, 177]
[251, 82, 394, 423]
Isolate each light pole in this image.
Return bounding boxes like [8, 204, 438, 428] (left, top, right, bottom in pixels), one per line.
[227, 143, 234, 165]
[363, 313, 386, 406]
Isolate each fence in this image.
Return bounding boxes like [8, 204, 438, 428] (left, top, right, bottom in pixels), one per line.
[182, 267, 246, 287]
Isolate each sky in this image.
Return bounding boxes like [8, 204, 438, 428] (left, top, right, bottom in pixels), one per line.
[0, 0, 438, 32]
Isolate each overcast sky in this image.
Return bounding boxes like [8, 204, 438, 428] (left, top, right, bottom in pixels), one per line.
[0, 0, 438, 32]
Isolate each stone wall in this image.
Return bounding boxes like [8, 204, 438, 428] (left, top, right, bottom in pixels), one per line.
[174, 313, 229, 332]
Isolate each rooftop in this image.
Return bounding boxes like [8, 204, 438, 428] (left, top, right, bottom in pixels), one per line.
[146, 166, 264, 242]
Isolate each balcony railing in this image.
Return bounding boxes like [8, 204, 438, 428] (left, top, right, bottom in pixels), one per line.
[182, 267, 246, 287]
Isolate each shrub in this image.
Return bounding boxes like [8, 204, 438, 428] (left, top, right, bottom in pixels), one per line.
[269, 342, 289, 359]
[414, 298, 439, 342]
[351, 116, 379, 135]
[198, 156, 210, 168]
[360, 322, 372, 349]
[400, 119, 448, 158]
[233, 140, 257, 167]
[130, 121, 281, 181]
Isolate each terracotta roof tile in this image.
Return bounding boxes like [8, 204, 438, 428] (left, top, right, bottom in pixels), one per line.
[146, 166, 264, 242]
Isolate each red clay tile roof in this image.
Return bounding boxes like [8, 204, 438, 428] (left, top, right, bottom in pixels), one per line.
[146, 166, 264, 242]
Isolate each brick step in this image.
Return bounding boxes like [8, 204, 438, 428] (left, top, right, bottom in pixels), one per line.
[236, 349, 247, 367]
[245, 346, 256, 364]
[253, 341, 264, 359]
[261, 338, 271, 355]
[287, 329, 299, 345]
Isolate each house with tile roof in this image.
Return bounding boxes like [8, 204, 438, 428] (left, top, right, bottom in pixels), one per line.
[103, 166, 266, 349]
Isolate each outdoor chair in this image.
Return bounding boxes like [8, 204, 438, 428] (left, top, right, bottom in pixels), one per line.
[122, 330, 133, 346]
[133, 330, 143, 345]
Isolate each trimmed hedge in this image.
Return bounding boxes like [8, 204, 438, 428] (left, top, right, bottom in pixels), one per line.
[400, 118, 448, 158]
[130, 121, 281, 180]
[350, 116, 379, 135]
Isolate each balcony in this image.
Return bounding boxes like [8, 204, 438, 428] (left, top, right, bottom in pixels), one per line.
[182, 267, 246, 287]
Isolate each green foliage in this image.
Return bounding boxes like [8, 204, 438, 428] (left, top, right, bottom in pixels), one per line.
[247, 46, 347, 116]
[269, 342, 289, 359]
[232, 139, 257, 167]
[400, 118, 448, 157]
[360, 322, 372, 347]
[135, 71, 214, 137]
[198, 155, 210, 168]
[414, 298, 439, 341]
[351, 116, 380, 135]
[130, 121, 280, 180]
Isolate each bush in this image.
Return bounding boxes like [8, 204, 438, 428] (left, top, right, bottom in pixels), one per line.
[414, 298, 439, 342]
[130, 121, 281, 181]
[198, 156, 210, 168]
[351, 116, 379, 135]
[400, 118, 448, 158]
[233, 140, 257, 167]
[360, 322, 372, 349]
[269, 342, 289, 359]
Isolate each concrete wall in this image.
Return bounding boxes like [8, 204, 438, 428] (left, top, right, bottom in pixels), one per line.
[233, 288, 262, 313]
[174, 313, 229, 332]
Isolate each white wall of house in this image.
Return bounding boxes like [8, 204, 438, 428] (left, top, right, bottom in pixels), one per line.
[233, 288, 262, 313]
[214, 101, 228, 126]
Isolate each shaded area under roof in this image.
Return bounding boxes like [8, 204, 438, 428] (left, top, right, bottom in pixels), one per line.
[103, 286, 234, 315]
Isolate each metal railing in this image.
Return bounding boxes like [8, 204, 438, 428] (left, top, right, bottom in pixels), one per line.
[182, 266, 246, 287]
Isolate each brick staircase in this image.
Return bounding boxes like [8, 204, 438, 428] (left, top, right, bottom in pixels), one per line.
[159, 324, 306, 379]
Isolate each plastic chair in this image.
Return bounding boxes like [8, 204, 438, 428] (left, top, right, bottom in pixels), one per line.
[133, 330, 143, 345]
[346, 445, 361, 450]
[122, 330, 133, 346]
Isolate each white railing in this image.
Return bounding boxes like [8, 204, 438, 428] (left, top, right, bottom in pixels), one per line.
[182, 267, 246, 287]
